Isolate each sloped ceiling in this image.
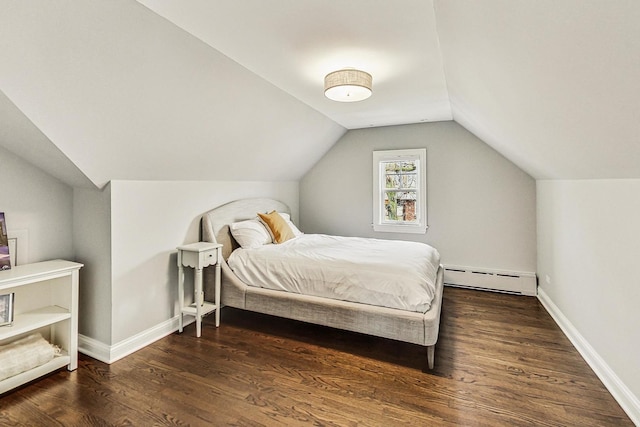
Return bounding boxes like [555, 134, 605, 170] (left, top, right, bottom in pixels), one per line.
[135, 0, 453, 129]
[435, 0, 640, 179]
[0, 90, 94, 188]
[0, 1, 345, 189]
[1, 1, 639, 188]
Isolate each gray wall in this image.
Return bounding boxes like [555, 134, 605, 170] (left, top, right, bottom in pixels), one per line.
[0, 145, 73, 263]
[72, 180, 299, 350]
[73, 185, 112, 345]
[300, 121, 536, 272]
[537, 179, 640, 407]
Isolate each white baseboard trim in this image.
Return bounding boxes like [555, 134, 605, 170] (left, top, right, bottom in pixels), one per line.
[79, 315, 194, 364]
[77, 335, 111, 364]
[538, 288, 640, 425]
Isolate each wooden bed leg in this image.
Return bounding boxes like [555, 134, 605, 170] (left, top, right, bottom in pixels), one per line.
[427, 345, 435, 370]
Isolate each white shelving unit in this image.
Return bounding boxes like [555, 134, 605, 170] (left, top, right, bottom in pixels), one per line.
[0, 260, 82, 394]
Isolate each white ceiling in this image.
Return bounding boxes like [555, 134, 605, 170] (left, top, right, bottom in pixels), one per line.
[0, 1, 345, 188]
[436, 0, 640, 179]
[0, 90, 93, 188]
[136, 0, 453, 129]
[1, 1, 639, 188]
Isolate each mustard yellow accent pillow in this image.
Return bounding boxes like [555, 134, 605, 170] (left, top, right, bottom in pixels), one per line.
[258, 210, 296, 244]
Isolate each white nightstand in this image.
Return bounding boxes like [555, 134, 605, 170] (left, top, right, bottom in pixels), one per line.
[177, 242, 222, 337]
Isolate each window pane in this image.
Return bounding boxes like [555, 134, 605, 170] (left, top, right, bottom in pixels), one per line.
[402, 173, 417, 189]
[385, 173, 400, 189]
[384, 161, 417, 174]
[384, 191, 418, 222]
[383, 160, 418, 190]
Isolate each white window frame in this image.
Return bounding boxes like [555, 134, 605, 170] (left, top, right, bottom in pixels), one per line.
[372, 148, 427, 234]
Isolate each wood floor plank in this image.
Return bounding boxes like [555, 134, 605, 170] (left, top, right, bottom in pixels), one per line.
[0, 287, 633, 426]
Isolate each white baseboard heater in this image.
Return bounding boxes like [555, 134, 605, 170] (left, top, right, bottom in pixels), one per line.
[443, 264, 537, 296]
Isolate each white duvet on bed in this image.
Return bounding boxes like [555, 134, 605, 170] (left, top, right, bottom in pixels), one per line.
[227, 234, 440, 312]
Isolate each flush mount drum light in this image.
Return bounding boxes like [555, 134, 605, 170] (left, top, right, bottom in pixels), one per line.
[324, 69, 372, 102]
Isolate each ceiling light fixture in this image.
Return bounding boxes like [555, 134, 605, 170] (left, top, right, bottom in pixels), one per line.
[324, 69, 372, 102]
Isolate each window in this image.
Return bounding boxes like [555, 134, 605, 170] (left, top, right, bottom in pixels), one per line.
[372, 148, 427, 234]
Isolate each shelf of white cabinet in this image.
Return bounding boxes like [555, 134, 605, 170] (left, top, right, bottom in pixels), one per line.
[0, 306, 71, 341]
[0, 351, 71, 395]
[0, 260, 82, 395]
[0, 260, 81, 290]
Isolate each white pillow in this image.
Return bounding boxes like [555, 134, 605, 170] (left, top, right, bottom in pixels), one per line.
[277, 212, 303, 237]
[229, 219, 272, 249]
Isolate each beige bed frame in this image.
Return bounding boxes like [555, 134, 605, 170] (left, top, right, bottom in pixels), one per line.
[201, 198, 444, 369]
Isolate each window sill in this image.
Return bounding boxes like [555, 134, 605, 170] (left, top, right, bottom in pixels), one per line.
[372, 224, 428, 234]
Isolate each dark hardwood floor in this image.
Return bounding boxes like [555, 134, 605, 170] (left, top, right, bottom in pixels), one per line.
[0, 287, 633, 426]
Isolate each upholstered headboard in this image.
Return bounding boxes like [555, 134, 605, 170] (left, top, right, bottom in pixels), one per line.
[201, 198, 291, 260]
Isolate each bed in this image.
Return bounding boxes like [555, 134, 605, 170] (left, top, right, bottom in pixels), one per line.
[201, 198, 444, 369]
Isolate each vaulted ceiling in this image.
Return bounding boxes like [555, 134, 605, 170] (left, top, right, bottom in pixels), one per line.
[1, 1, 638, 189]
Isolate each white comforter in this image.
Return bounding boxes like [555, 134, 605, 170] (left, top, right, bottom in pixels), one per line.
[227, 234, 440, 312]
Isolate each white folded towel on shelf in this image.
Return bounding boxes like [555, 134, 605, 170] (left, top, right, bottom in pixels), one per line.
[0, 333, 57, 381]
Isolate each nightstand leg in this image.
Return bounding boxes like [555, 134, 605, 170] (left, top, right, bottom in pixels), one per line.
[178, 255, 184, 334]
[195, 267, 203, 337]
[215, 262, 221, 327]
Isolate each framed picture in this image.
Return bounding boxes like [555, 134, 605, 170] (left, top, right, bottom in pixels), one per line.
[0, 292, 15, 326]
[0, 212, 10, 271]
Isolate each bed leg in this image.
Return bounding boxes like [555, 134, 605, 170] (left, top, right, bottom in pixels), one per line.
[427, 345, 435, 370]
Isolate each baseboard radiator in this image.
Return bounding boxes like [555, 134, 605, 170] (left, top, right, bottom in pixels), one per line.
[443, 264, 537, 296]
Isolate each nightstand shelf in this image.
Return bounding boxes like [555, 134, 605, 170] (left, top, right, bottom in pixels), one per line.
[177, 242, 222, 337]
[181, 302, 217, 318]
